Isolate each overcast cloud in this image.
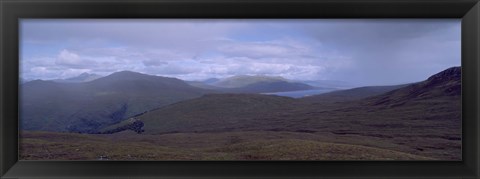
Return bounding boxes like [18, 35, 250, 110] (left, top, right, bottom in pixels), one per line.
[20, 19, 460, 85]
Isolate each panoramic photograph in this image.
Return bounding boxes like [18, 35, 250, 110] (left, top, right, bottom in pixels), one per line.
[19, 19, 461, 160]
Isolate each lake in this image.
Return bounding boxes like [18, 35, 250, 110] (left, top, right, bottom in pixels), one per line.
[263, 89, 337, 98]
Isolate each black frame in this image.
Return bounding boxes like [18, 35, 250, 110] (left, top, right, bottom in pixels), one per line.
[1, 0, 479, 178]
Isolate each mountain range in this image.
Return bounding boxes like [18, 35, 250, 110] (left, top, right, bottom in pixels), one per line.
[20, 66, 462, 160]
[21, 67, 461, 140]
[104, 67, 460, 136]
[189, 75, 317, 93]
[100, 66, 459, 160]
[52, 73, 103, 83]
[21, 71, 318, 133]
[21, 71, 213, 133]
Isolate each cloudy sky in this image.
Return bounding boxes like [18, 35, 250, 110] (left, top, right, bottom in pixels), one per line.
[20, 19, 460, 86]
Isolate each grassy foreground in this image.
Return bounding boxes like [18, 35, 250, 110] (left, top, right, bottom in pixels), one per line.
[20, 131, 433, 160]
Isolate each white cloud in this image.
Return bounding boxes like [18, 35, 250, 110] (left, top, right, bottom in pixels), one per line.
[55, 50, 97, 69]
[56, 49, 79, 64]
[217, 39, 315, 59]
[20, 19, 460, 85]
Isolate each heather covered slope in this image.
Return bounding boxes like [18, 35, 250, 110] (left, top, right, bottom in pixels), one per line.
[21, 71, 213, 133]
[137, 67, 460, 135]
[367, 66, 461, 106]
[127, 67, 461, 159]
[137, 94, 296, 134]
[20, 131, 432, 160]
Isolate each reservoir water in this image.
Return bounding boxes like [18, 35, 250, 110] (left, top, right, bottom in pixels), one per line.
[263, 89, 337, 98]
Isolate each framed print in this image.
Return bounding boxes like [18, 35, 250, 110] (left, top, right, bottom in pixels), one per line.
[1, 0, 479, 178]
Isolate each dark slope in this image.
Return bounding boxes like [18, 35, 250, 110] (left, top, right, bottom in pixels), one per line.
[290, 67, 461, 159]
[136, 94, 296, 134]
[130, 66, 461, 135]
[367, 66, 461, 106]
[21, 71, 213, 133]
[293, 67, 461, 134]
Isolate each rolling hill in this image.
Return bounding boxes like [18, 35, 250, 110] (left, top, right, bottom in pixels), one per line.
[21, 71, 214, 133]
[104, 66, 461, 160]
[134, 93, 296, 134]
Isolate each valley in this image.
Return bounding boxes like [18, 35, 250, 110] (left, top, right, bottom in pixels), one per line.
[19, 67, 462, 160]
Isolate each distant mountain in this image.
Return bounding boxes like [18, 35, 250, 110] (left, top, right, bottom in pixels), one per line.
[224, 80, 316, 93]
[209, 75, 315, 93]
[212, 75, 289, 88]
[20, 78, 32, 84]
[21, 71, 213, 133]
[53, 73, 103, 83]
[66, 73, 103, 82]
[186, 81, 223, 90]
[300, 80, 358, 89]
[202, 78, 220, 84]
